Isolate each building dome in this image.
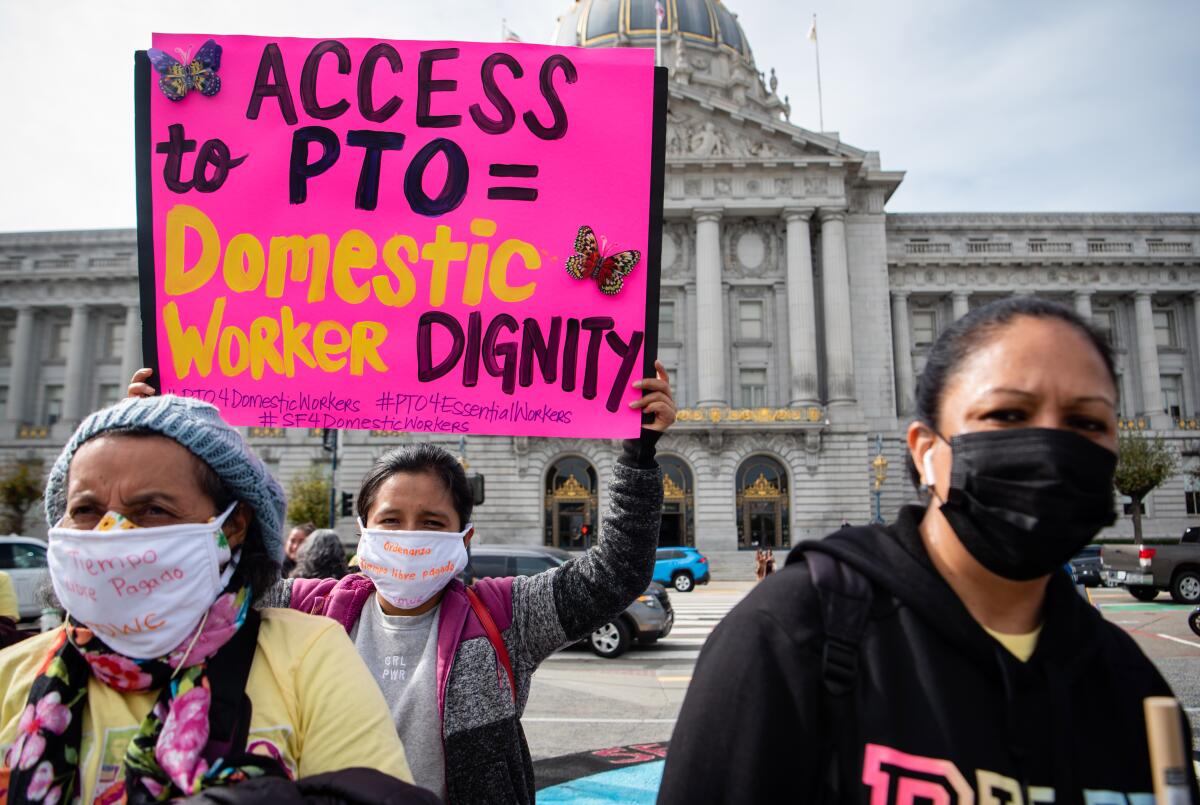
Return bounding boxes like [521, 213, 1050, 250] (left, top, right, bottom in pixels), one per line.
[555, 0, 754, 65]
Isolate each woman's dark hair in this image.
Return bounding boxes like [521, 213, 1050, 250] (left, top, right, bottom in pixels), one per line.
[73, 427, 280, 602]
[357, 443, 473, 528]
[907, 295, 1117, 488]
[289, 529, 350, 580]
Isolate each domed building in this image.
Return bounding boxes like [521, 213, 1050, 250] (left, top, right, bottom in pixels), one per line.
[0, 2, 1197, 577]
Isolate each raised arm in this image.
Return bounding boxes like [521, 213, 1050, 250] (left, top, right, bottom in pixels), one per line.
[508, 362, 674, 670]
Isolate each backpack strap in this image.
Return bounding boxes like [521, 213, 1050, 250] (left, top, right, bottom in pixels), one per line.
[464, 586, 516, 703]
[805, 550, 873, 802]
[201, 608, 285, 780]
[807, 551, 872, 695]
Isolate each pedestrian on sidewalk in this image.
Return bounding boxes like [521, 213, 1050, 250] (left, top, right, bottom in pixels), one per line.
[659, 296, 1197, 803]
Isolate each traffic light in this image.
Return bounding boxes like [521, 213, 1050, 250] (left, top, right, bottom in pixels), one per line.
[340, 492, 354, 517]
[467, 473, 485, 506]
[321, 428, 338, 453]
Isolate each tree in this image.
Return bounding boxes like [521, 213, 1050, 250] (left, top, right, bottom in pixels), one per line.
[1113, 432, 1177, 544]
[286, 468, 330, 530]
[0, 460, 44, 535]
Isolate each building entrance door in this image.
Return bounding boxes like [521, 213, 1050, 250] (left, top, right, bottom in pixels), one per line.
[736, 456, 790, 550]
[744, 499, 782, 548]
[551, 499, 592, 550]
[659, 455, 695, 547]
[544, 457, 598, 550]
[660, 505, 685, 547]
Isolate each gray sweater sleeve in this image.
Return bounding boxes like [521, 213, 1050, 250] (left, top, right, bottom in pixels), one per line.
[509, 455, 664, 671]
[259, 577, 294, 609]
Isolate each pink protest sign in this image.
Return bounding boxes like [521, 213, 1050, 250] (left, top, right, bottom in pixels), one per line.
[134, 34, 666, 437]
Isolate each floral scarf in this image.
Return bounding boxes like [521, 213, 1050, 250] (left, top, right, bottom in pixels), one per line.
[1, 584, 283, 805]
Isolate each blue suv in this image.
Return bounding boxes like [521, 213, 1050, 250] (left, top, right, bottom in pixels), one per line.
[653, 547, 710, 592]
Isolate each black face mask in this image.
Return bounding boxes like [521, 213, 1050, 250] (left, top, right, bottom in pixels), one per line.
[932, 428, 1117, 581]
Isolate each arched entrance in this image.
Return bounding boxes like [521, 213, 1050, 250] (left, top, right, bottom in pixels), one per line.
[659, 455, 695, 547]
[735, 455, 790, 549]
[544, 456, 599, 550]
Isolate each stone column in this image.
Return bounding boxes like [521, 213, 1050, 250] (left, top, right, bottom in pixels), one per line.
[4, 307, 35, 425]
[891, 291, 915, 417]
[951, 291, 970, 321]
[1193, 291, 1200, 375]
[783, 207, 819, 407]
[819, 208, 855, 405]
[1073, 291, 1093, 320]
[694, 209, 727, 407]
[120, 305, 142, 386]
[61, 304, 91, 424]
[683, 282, 696, 407]
[1133, 291, 1164, 423]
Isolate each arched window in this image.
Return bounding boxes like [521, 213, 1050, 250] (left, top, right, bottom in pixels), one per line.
[735, 455, 790, 549]
[544, 456, 598, 550]
[659, 455, 695, 548]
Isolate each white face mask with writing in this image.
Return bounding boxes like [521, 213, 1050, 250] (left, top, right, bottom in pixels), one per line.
[47, 504, 238, 660]
[356, 519, 471, 610]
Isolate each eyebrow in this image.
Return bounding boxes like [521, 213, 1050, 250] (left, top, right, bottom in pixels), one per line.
[982, 387, 1116, 409]
[373, 506, 451, 520]
[68, 490, 184, 507]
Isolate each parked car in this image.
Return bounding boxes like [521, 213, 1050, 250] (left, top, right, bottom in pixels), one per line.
[1101, 527, 1200, 603]
[463, 545, 673, 658]
[652, 547, 710, 592]
[0, 536, 49, 621]
[1068, 545, 1103, 588]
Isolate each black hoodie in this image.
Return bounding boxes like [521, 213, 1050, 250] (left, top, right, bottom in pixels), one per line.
[658, 506, 1196, 804]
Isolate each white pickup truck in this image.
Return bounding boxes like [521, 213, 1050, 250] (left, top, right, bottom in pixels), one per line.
[0, 536, 49, 621]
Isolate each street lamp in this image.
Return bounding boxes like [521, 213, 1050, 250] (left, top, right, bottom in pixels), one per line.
[871, 434, 889, 525]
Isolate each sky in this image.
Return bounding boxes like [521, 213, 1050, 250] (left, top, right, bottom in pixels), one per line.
[1, 0, 1197, 232]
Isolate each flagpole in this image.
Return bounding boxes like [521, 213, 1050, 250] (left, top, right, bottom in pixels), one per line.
[655, 4, 663, 66]
[810, 13, 824, 132]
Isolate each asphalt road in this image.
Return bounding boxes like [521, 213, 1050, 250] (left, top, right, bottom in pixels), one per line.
[1086, 585, 1200, 741]
[523, 583, 745, 760]
[523, 581, 1200, 789]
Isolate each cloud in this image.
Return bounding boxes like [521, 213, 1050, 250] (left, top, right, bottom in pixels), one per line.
[0, 0, 1196, 230]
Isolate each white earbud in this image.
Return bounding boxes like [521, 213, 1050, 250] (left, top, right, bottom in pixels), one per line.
[922, 448, 937, 488]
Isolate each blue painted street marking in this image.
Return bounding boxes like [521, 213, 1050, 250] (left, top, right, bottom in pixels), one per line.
[538, 760, 665, 804]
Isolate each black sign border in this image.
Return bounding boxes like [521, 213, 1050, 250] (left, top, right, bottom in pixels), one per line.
[134, 50, 162, 394]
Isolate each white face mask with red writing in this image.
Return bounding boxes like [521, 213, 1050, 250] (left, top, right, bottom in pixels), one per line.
[46, 504, 237, 660]
[355, 520, 471, 610]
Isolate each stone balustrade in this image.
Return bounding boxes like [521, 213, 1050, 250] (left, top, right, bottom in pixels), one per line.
[1149, 241, 1193, 255]
[966, 241, 1013, 254]
[1028, 241, 1073, 254]
[1088, 240, 1133, 254]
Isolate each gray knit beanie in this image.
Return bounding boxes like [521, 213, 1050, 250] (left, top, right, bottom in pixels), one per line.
[44, 395, 287, 561]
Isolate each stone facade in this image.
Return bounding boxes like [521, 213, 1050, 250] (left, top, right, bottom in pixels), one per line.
[2, 1, 1198, 580]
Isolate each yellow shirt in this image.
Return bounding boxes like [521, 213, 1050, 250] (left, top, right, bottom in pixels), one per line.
[0, 608, 411, 803]
[984, 624, 1043, 662]
[0, 573, 17, 621]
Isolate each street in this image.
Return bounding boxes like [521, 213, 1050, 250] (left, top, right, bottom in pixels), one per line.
[524, 581, 1200, 796]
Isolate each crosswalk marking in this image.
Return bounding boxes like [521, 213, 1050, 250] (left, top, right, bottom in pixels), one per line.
[543, 588, 746, 665]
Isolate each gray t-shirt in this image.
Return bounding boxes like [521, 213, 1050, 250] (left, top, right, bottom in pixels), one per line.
[353, 597, 446, 801]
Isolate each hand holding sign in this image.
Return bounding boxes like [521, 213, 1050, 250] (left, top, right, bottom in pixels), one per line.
[631, 360, 675, 433]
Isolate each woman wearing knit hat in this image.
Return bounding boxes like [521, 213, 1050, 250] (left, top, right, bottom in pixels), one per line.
[0, 395, 414, 804]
